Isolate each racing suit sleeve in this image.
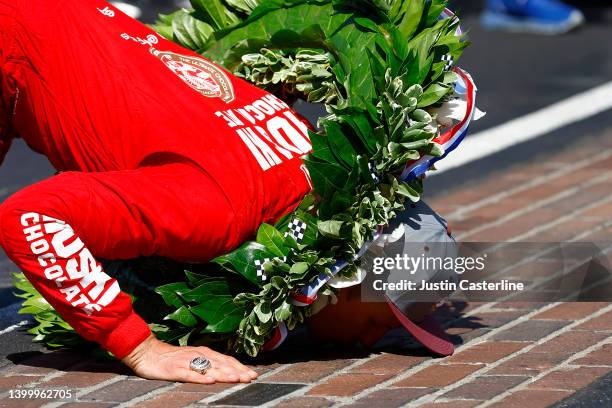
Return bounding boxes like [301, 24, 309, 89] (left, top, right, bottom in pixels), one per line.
[0, 1, 16, 165]
[0, 169, 164, 358]
[0, 162, 237, 358]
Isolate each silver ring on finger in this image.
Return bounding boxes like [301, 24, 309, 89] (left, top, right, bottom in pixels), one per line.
[189, 356, 212, 375]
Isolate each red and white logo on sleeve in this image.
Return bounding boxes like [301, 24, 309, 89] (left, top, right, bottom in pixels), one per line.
[20, 212, 120, 316]
[151, 49, 236, 104]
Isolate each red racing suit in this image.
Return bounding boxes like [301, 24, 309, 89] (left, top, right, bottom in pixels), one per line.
[0, 0, 312, 358]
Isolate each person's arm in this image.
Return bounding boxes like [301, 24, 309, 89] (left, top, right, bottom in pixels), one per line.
[0, 3, 15, 166]
[0, 168, 256, 383]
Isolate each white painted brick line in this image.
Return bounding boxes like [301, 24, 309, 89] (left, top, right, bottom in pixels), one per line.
[447, 149, 612, 221]
[456, 171, 611, 240]
[405, 303, 612, 407]
[0, 320, 29, 336]
[477, 335, 612, 408]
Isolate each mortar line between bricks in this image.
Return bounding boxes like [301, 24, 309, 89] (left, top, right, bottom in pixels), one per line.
[441, 205, 612, 308]
[328, 301, 563, 407]
[435, 237, 612, 334]
[0, 370, 88, 408]
[43, 375, 127, 408]
[463, 210, 612, 260]
[195, 360, 299, 405]
[119, 382, 179, 408]
[469, 242, 612, 306]
[347, 267, 612, 407]
[255, 349, 406, 408]
[0, 368, 66, 401]
[477, 335, 612, 407]
[404, 303, 612, 407]
[412, 247, 612, 405]
[456, 171, 611, 240]
[256, 215, 612, 406]
[508, 195, 612, 242]
[446, 149, 612, 221]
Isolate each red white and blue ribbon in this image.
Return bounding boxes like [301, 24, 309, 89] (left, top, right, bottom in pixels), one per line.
[262, 321, 288, 351]
[400, 67, 477, 182]
[290, 225, 384, 306]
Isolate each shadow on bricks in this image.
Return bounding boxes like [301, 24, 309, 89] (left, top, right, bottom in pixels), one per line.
[6, 349, 130, 375]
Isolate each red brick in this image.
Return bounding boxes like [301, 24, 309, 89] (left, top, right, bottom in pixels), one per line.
[592, 155, 612, 170]
[266, 359, 355, 382]
[573, 344, 612, 366]
[462, 310, 526, 329]
[505, 259, 577, 280]
[392, 363, 484, 388]
[529, 330, 609, 355]
[42, 371, 117, 389]
[350, 388, 432, 408]
[80, 379, 172, 403]
[350, 353, 429, 376]
[307, 373, 392, 397]
[273, 396, 334, 408]
[0, 399, 47, 408]
[61, 403, 116, 408]
[442, 375, 527, 400]
[548, 143, 608, 164]
[134, 391, 209, 408]
[574, 309, 612, 331]
[467, 207, 565, 241]
[460, 197, 536, 224]
[174, 382, 238, 393]
[532, 302, 607, 320]
[581, 225, 612, 241]
[529, 366, 610, 391]
[582, 201, 612, 218]
[445, 326, 490, 344]
[418, 401, 480, 408]
[496, 302, 548, 310]
[430, 190, 491, 208]
[530, 217, 605, 242]
[446, 341, 529, 364]
[0, 375, 43, 391]
[248, 362, 284, 376]
[490, 351, 572, 376]
[489, 389, 572, 408]
[492, 320, 569, 342]
[448, 218, 490, 235]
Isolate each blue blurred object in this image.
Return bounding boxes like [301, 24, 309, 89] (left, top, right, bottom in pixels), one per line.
[482, 0, 584, 34]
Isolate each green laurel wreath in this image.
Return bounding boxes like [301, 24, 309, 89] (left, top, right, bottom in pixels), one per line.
[13, 0, 468, 357]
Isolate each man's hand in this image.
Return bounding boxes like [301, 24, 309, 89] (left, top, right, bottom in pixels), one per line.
[122, 335, 258, 384]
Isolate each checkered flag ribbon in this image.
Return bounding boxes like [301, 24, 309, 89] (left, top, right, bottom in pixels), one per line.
[368, 161, 380, 183]
[442, 54, 454, 71]
[284, 219, 307, 244]
[254, 256, 288, 281]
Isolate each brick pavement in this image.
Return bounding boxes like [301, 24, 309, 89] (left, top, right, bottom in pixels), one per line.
[0, 133, 611, 407]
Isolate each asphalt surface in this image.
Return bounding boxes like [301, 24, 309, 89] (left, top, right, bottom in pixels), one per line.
[0, 1, 611, 402]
